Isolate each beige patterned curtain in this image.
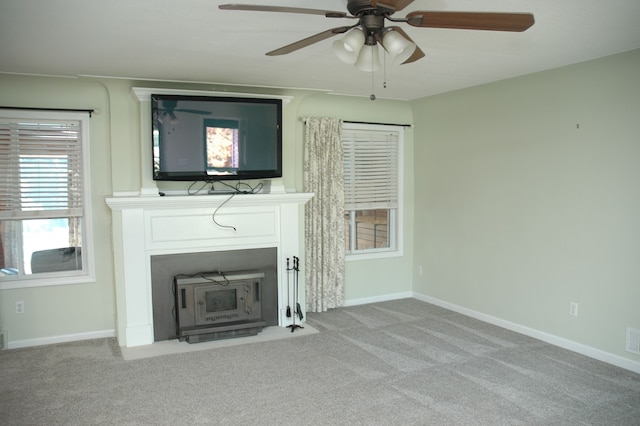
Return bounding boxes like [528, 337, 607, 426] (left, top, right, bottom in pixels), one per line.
[303, 117, 345, 312]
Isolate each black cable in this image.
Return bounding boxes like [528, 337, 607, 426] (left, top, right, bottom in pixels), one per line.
[210, 180, 264, 230]
[187, 180, 210, 195]
[175, 271, 230, 286]
[181, 179, 266, 195]
[182, 179, 266, 229]
[213, 180, 264, 194]
[212, 192, 237, 231]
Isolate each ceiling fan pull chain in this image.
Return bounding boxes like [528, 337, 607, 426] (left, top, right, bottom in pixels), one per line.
[383, 48, 388, 89]
[370, 73, 376, 101]
[370, 50, 376, 101]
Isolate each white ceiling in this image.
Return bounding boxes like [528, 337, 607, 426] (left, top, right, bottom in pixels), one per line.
[1, 0, 639, 100]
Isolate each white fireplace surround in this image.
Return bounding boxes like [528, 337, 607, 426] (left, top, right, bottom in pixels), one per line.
[107, 192, 312, 347]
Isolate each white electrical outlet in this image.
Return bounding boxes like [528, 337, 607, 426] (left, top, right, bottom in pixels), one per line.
[418, 265, 423, 276]
[569, 302, 578, 317]
[15, 301, 24, 314]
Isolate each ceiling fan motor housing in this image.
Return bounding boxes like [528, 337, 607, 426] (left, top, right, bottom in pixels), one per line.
[347, 0, 396, 17]
[360, 14, 385, 34]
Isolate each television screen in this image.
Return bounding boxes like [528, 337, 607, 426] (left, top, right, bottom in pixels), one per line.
[151, 94, 282, 181]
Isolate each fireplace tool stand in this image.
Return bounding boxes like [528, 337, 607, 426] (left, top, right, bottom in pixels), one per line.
[287, 256, 304, 333]
[286, 258, 291, 318]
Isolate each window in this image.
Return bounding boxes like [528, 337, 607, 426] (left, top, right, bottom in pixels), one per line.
[0, 110, 93, 288]
[205, 118, 240, 171]
[342, 123, 402, 258]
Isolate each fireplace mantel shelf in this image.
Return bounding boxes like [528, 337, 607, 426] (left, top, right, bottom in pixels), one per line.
[106, 192, 313, 211]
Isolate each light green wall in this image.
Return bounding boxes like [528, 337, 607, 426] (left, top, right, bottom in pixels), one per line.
[0, 75, 116, 343]
[412, 49, 640, 363]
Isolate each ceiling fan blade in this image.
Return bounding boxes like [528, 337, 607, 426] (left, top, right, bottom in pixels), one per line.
[406, 11, 535, 32]
[266, 26, 352, 56]
[385, 26, 425, 64]
[175, 109, 211, 115]
[401, 45, 425, 64]
[219, 4, 347, 18]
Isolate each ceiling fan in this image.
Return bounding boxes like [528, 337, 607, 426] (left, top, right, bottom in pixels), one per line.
[219, 1, 535, 70]
[155, 100, 210, 124]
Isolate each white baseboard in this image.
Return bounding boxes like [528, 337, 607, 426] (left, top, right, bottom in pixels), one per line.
[8, 329, 116, 350]
[344, 291, 413, 307]
[412, 292, 640, 375]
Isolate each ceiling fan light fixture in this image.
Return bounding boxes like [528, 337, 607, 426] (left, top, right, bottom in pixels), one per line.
[354, 43, 380, 72]
[382, 29, 417, 65]
[332, 28, 365, 64]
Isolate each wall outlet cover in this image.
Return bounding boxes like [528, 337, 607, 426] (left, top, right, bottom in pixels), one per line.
[569, 302, 578, 317]
[626, 327, 640, 355]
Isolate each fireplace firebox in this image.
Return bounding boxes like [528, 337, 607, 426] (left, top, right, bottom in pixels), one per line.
[175, 271, 266, 343]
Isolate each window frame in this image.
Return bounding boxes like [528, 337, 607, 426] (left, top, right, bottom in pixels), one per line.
[0, 109, 95, 290]
[342, 122, 404, 261]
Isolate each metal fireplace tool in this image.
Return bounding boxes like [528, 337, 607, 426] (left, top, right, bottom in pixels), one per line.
[286, 256, 304, 332]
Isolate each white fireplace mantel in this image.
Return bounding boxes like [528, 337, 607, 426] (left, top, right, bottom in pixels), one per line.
[106, 192, 313, 347]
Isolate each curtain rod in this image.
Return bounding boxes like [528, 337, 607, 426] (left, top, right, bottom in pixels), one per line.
[0, 106, 96, 117]
[301, 117, 412, 127]
[343, 120, 412, 127]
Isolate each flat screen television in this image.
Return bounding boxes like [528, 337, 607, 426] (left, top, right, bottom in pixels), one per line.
[151, 94, 282, 181]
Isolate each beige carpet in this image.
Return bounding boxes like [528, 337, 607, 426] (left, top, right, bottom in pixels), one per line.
[1, 298, 639, 425]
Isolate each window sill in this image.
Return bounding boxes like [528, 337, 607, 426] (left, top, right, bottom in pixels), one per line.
[345, 248, 403, 262]
[0, 272, 95, 290]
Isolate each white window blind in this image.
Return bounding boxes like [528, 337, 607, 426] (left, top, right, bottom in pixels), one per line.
[0, 118, 83, 220]
[342, 128, 399, 210]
